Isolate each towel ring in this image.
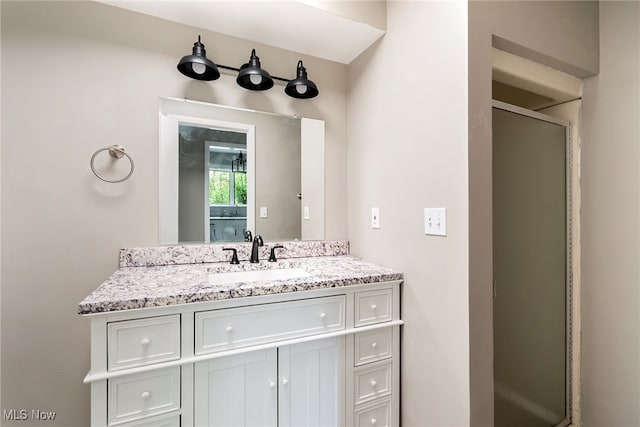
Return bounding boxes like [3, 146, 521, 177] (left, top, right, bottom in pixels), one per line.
[90, 145, 134, 183]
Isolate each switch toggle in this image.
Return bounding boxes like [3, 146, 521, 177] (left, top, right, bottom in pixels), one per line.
[371, 207, 380, 229]
[424, 208, 447, 236]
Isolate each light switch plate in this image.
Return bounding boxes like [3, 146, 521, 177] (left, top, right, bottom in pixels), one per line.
[371, 207, 380, 229]
[424, 208, 446, 236]
[303, 206, 310, 220]
[260, 207, 268, 218]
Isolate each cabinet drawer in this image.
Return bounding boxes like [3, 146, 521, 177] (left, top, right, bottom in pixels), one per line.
[356, 400, 391, 427]
[355, 289, 392, 327]
[124, 415, 180, 427]
[108, 367, 180, 426]
[108, 315, 180, 371]
[355, 328, 392, 366]
[195, 296, 346, 355]
[354, 362, 392, 406]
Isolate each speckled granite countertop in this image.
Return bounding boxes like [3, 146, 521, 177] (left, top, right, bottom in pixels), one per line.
[78, 255, 403, 314]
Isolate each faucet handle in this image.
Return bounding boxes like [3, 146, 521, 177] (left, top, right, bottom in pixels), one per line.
[244, 230, 253, 242]
[222, 248, 240, 264]
[269, 245, 284, 262]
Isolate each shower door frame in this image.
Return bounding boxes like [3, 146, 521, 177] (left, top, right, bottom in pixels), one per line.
[492, 99, 580, 427]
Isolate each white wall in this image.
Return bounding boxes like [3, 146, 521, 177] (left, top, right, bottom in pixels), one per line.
[347, 2, 470, 425]
[580, 2, 640, 426]
[0, 2, 347, 425]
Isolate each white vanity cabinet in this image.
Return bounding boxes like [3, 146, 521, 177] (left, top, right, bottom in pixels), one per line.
[84, 281, 401, 427]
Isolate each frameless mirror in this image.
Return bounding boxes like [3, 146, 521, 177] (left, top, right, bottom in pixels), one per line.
[159, 97, 325, 244]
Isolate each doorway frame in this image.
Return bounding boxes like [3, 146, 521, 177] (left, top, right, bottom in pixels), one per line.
[492, 99, 580, 427]
[159, 113, 256, 245]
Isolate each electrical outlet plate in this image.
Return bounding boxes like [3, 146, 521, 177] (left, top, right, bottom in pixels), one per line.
[303, 206, 310, 220]
[371, 207, 380, 229]
[424, 208, 446, 236]
[260, 207, 268, 218]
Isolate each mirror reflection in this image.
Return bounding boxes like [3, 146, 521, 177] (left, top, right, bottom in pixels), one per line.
[179, 125, 249, 242]
[159, 98, 325, 245]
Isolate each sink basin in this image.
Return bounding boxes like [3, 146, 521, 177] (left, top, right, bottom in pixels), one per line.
[208, 267, 311, 286]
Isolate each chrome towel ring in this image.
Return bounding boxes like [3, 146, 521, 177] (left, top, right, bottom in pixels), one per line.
[90, 145, 134, 183]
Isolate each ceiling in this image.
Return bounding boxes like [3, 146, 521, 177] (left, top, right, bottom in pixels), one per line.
[97, 1, 386, 64]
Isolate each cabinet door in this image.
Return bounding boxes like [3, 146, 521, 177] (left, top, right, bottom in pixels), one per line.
[278, 337, 345, 427]
[194, 349, 277, 427]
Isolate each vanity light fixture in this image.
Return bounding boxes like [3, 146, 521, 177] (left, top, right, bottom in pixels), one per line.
[177, 36, 220, 81]
[177, 37, 319, 99]
[285, 61, 319, 99]
[236, 49, 274, 91]
[231, 152, 247, 173]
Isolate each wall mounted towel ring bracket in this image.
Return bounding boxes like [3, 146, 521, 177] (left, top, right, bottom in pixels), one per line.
[90, 145, 135, 183]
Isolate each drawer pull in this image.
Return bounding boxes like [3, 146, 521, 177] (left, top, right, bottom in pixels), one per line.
[269, 382, 276, 389]
[370, 418, 377, 425]
[319, 312, 326, 319]
[225, 326, 233, 333]
[371, 342, 378, 349]
[140, 338, 151, 346]
[370, 379, 377, 387]
[282, 378, 289, 385]
[140, 391, 151, 400]
[371, 304, 377, 311]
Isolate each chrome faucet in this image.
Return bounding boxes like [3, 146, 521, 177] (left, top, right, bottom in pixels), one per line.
[250, 235, 264, 263]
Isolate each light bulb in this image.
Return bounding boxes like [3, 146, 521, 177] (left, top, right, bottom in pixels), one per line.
[295, 84, 308, 95]
[192, 62, 206, 75]
[249, 74, 263, 85]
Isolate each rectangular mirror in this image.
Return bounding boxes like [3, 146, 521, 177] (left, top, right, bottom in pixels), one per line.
[159, 97, 324, 244]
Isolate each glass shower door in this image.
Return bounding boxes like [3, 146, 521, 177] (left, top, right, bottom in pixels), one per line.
[493, 105, 568, 427]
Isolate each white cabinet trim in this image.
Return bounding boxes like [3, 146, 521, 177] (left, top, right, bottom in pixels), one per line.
[85, 320, 403, 383]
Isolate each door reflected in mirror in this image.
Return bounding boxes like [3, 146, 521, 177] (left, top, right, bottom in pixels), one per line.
[159, 98, 325, 245]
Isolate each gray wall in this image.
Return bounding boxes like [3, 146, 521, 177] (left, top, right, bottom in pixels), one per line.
[581, 2, 640, 426]
[253, 114, 301, 241]
[468, 2, 599, 425]
[348, 2, 470, 425]
[0, 2, 347, 426]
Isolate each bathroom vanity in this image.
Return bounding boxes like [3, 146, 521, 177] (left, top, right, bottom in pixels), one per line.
[79, 241, 403, 427]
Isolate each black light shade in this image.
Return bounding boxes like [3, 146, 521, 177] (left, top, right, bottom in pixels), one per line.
[177, 36, 220, 81]
[285, 61, 319, 99]
[236, 49, 274, 91]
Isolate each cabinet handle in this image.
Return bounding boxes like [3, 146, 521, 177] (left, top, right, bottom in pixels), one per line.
[319, 312, 326, 319]
[282, 378, 289, 385]
[370, 379, 377, 387]
[225, 326, 233, 333]
[371, 342, 378, 349]
[140, 391, 151, 400]
[370, 418, 377, 425]
[371, 304, 377, 311]
[140, 338, 151, 346]
[269, 382, 276, 389]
